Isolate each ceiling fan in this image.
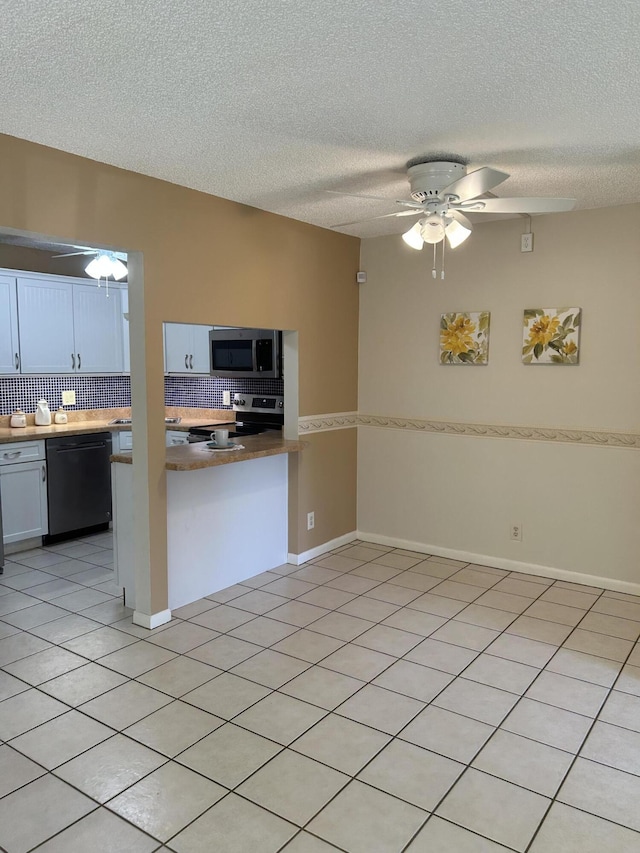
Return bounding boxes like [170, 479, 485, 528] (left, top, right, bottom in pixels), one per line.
[53, 247, 128, 280]
[329, 159, 576, 253]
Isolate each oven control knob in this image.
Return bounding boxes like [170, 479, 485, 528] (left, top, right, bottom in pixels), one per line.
[278, 401, 283, 407]
[236, 398, 245, 405]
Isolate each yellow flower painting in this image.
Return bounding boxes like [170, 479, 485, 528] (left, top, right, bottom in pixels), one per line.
[523, 307, 581, 364]
[440, 311, 490, 364]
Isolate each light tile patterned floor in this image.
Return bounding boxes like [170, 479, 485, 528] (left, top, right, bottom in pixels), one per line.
[1, 535, 640, 851]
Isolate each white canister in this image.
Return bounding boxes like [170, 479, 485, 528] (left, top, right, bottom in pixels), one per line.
[35, 399, 52, 426]
[54, 407, 68, 424]
[10, 410, 27, 428]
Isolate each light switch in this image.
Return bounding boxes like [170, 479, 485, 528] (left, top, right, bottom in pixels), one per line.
[223, 391, 231, 405]
[61, 390, 76, 405]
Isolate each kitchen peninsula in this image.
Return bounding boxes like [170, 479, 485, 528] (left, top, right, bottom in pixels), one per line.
[111, 432, 305, 613]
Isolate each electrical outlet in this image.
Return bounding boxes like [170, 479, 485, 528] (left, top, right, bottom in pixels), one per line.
[511, 523, 523, 542]
[222, 391, 231, 405]
[61, 390, 76, 406]
[521, 233, 534, 253]
[307, 511, 315, 531]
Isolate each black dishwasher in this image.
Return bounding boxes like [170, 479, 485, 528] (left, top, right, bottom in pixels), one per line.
[45, 432, 112, 540]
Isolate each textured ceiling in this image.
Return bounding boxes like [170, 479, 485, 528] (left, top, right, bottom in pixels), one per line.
[2, 0, 640, 238]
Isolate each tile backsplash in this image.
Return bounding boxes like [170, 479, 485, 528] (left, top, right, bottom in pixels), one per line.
[0, 376, 131, 415]
[0, 375, 283, 416]
[164, 376, 284, 409]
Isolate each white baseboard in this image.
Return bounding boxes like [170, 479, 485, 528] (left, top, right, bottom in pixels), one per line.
[288, 530, 358, 566]
[357, 530, 640, 597]
[4, 536, 42, 555]
[133, 608, 172, 630]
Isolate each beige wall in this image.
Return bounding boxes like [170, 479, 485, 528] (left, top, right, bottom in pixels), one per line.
[292, 428, 358, 553]
[0, 133, 359, 612]
[359, 205, 640, 587]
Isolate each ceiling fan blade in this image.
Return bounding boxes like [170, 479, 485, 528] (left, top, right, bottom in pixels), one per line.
[455, 197, 576, 214]
[326, 190, 424, 210]
[331, 210, 421, 228]
[52, 251, 94, 258]
[440, 167, 510, 202]
[447, 209, 473, 230]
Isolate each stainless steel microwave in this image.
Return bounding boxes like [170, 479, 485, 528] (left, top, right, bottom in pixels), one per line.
[209, 328, 282, 379]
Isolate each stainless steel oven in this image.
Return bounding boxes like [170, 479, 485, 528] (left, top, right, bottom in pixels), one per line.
[209, 328, 282, 379]
[188, 394, 284, 442]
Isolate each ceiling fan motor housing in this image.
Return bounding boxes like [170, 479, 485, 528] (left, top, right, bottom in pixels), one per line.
[407, 161, 467, 202]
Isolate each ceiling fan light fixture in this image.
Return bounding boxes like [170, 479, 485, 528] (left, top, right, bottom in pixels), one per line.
[445, 219, 472, 249]
[402, 221, 424, 250]
[111, 258, 128, 280]
[420, 215, 445, 245]
[85, 252, 128, 280]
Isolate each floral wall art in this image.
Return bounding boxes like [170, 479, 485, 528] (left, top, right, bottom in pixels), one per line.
[440, 311, 490, 365]
[522, 308, 581, 364]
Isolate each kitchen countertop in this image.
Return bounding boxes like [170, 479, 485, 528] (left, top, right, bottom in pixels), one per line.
[0, 421, 125, 443]
[0, 418, 235, 444]
[111, 432, 305, 471]
[0, 407, 235, 444]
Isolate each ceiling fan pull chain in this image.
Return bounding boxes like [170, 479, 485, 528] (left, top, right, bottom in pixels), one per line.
[432, 242, 437, 278]
[441, 231, 446, 279]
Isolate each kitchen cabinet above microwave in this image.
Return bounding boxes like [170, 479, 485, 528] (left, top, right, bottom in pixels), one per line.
[0, 270, 127, 376]
[164, 323, 213, 374]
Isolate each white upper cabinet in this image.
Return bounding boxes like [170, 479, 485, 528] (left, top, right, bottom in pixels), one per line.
[15, 273, 126, 374]
[73, 283, 123, 373]
[17, 277, 76, 373]
[0, 275, 20, 375]
[165, 323, 193, 373]
[191, 324, 212, 373]
[165, 323, 212, 374]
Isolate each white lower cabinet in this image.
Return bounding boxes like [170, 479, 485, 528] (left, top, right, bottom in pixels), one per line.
[0, 441, 48, 544]
[112, 430, 189, 452]
[166, 431, 189, 446]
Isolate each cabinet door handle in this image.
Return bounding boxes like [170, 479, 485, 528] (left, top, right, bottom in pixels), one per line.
[71, 353, 75, 369]
[14, 352, 19, 370]
[184, 354, 189, 369]
[77, 353, 81, 370]
[3, 450, 20, 459]
[42, 464, 46, 482]
[189, 354, 193, 369]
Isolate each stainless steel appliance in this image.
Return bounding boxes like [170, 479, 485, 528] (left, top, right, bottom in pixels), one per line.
[188, 394, 284, 442]
[45, 432, 112, 540]
[209, 328, 282, 379]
